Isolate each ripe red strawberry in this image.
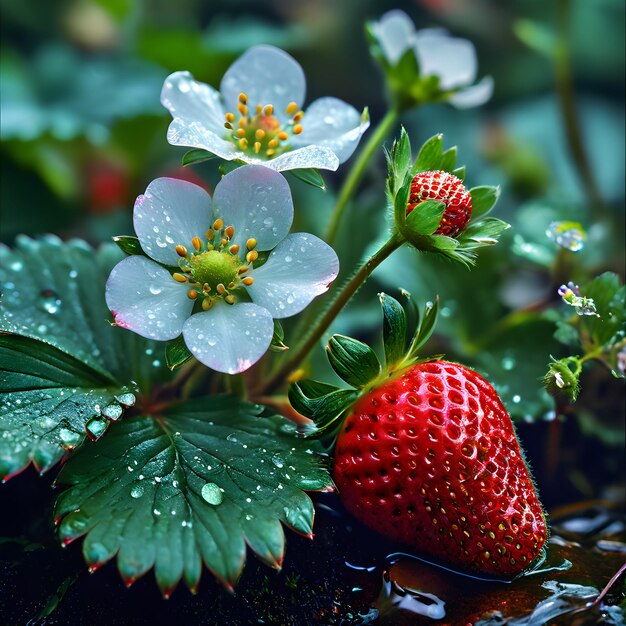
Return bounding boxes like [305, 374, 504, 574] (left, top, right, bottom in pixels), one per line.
[407, 170, 472, 237]
[332, 360, 547, 578]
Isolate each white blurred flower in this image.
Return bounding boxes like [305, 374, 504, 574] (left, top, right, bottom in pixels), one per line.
[106, 165, 339, 374]
[161, 45, 370, 172]
[372, 10, 493, 108]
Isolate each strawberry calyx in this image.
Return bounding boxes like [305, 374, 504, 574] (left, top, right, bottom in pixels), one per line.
[289, 291, 440, 441]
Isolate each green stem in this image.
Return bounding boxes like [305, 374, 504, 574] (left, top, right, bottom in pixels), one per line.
[256, 232, 404, 395]
[554, 0, 604, 208]
[324, 108, 400, 245]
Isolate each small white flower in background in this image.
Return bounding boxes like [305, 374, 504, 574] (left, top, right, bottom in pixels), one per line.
[106, 165, 339, 374]
[161, 45, 370, 172]
[371, 10, 493, 109]
[558, 282, 600, 317]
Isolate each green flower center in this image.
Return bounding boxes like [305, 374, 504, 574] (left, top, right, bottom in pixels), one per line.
[223, 92, 304, 159]
[189, 250, 239, 290]
[170, 218, 259, 310]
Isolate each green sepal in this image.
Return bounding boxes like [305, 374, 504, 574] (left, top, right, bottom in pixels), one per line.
[165, 335, 193, 371]
[412, 134, 443, 173]
[182, 149, 219, 167]
[379, 292, 408, 368]
[543, 356, 581, 402]
[457, 217, 511, 249]
[112, 235, 146, 257]
[439, 147, 458, 173]
[326, 335, 381, 388]
[219, 160, 245, 176]
[407, 296, 440, 358]
[386, 127, 412, 197]
[452, 166, 466, 180]
[288, 168, 326, 191]
[470, 185, 501, 219]
[405, 199, 446, 236]
[288, 380, 359, 439]
[270, 320, 289, 352]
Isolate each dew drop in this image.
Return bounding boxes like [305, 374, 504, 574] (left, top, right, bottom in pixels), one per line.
[130, 485, 144, 499]
[201, 482, 223, 506]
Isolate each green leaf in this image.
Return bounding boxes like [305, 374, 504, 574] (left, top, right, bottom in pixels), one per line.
[405, 200, 445, 236]
[458, 218, 511, 249]
[387, 127, 412, 196]
[288, 168, 326, 191]
[581, 273, 625, 347]
[288, 380, 358, 438]
[270, 320, 289, 352]
[379, 292, 407, 368]
[219, 160, 245, 176]
[412, 134, 443, 173]
[326, 335, 381, 388]
[469, 186, 500, 219]
[112, 235, 146, 257]
[0, 334, 134, 477]
[165, 335, 193, 371]
[182, 149, 219, 167]
[54, 397, 331, 593]
[0, 236, 165, 479]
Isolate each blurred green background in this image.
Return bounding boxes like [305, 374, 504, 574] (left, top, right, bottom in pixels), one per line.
[1, 0, 624, 505]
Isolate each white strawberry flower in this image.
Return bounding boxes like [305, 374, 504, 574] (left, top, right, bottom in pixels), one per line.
[161, 45, 370, 172]
[106, 165, 339, 374]
[372, 10, 493, 108]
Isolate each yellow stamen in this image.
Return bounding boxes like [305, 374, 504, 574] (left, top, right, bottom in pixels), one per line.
[237, 103, 248, 116]
[225, 295, 236, 305]
[238, 138, 248, 150]
[173, 273, 187, 283]
[191, 237, 202, 251]
[286, 102, 298, 115]
[238, 93, 248, 104]
[293, 124, 303, 135]
[228, 282, 236, 289]
[236, 128, 246, 137]
[242, 277, 254, 286]
[263, 104, 274, 116]
[246, 250, 259, 263]
[203, 283, 211, 293]
[213, 218, 224, 230]
[293, 111, 304, 122]
[246, 238, 257, 250]
[238, 118, 247, 129]
[216, 283, 226, 295]
[256, 104, 262, 114]
[206, 229, 215, 241]
[238, 266, 249, 274]
[187, 290, 198, 300]
[224, 225, 235, 239]
[254, 141, 261, 154]
[202, 298, 212, 311]
[225, 112, 235, 123]
[255, 129, 265, 140]
[221, 238, 228, 247]
[266, 149, 275, 156]
[268, 139, 279, 148]
[175, 245, 188, 257]
[277, 131, 288, 141]
[229, 244, 240, 254]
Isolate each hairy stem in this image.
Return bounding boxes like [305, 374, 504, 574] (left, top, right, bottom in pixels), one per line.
[256, 232, 404, 395]
[324, 108, 400, 245]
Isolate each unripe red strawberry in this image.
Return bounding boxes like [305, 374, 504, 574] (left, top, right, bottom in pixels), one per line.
[407, 170, 472, 237]
[333, 360, 547, 577]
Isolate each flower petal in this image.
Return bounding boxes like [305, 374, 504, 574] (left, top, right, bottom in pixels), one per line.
[182, 302, 273, 374]
[220, 45, 306, 118]
[372, 10, 416, 65]
[414, 29, 477, 89]
[212, 165, 293, 251]
[448, 76, 494, 109]
[105, 256, 193, 341]
[292, 97, 370, 164]
[265, 145, 339, 172]
[246, 233, 339, 318]
[134, 177, 212, 266]
[161, 71, 227, 137]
